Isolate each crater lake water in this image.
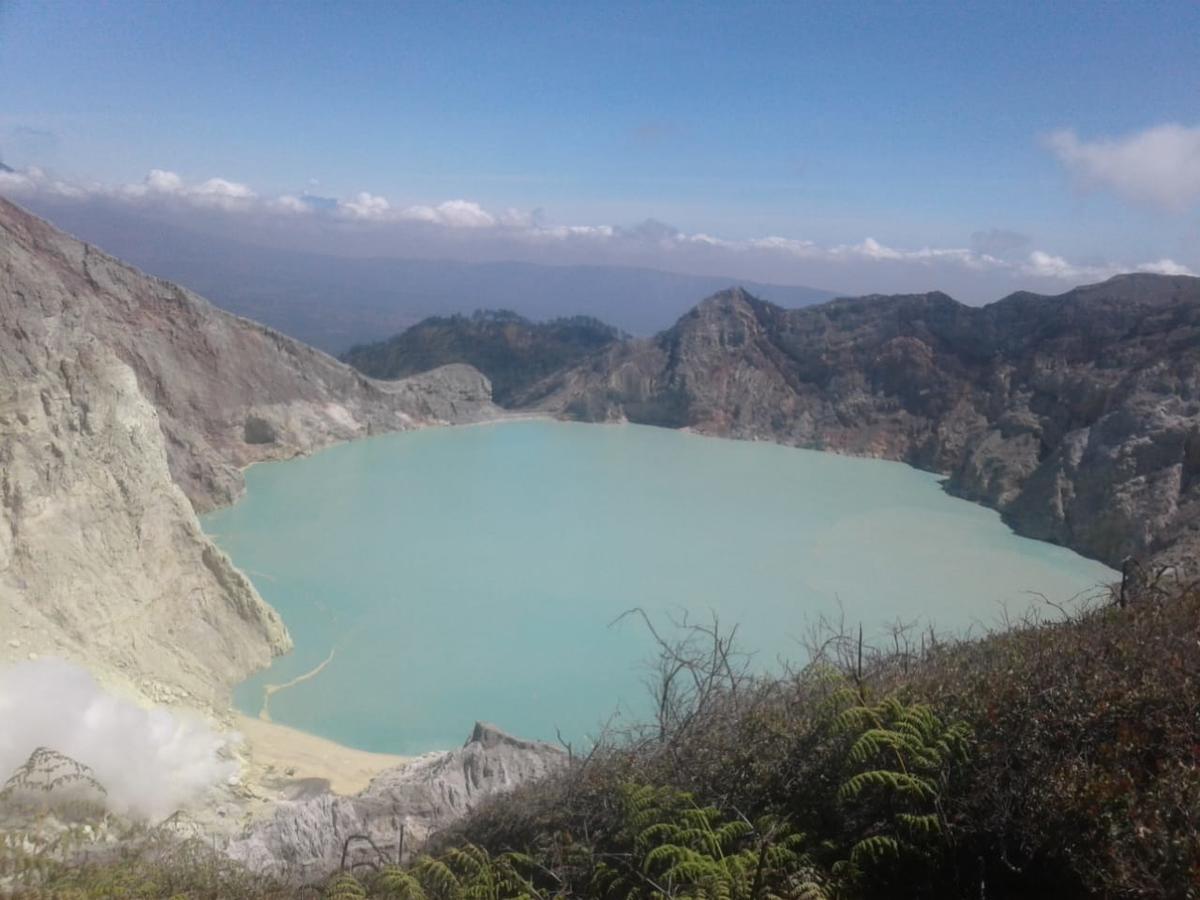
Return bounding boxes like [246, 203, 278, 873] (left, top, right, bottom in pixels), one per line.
[202, 420, 1115, 755]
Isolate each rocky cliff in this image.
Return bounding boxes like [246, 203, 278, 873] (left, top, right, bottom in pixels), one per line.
[515, 279, 1200, 569]
[227, 723, 565, 881]
[0, 198, 498, 703]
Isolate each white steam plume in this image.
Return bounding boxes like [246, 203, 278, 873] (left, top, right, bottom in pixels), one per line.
[0, 658, 237, 821]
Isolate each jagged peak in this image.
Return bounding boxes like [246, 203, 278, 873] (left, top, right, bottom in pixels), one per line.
[466, 722, 564, 754]
[673, 286, 778, 325]
[468, 720, 531, 749]
[694, 285, 760, 308]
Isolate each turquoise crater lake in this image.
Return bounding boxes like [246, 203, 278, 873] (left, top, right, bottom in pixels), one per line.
[202, 420, 1115, 755]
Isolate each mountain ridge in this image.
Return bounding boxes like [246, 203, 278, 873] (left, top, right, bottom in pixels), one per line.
[341, 310, 627, 405]
[353, 276, 1200, 570]
[530, 277, 1200, 567]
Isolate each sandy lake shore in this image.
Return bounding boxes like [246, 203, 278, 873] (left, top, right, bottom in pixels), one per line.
[234, 714, 411, 797]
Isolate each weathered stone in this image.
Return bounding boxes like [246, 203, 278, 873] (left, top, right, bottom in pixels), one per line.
[226, 723, 565, 881]
[521, 280, 1200, 571]
[0, 197, 499, 703]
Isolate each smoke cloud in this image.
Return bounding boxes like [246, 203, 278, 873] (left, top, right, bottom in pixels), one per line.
[0, 659, 237, 821]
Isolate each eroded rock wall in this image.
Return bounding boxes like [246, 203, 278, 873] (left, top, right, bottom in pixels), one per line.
[0, 198, 498, 701]
[521, 279, 1200, 569]
[227, 723, 565, 880]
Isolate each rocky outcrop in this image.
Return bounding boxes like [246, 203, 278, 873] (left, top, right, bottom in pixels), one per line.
[0, 197, 499, 702]
[226, 723, 565, 881]
[342, 310, 625, 406]
[0, 199, 496, 513]
[518, 279, 1200, 569]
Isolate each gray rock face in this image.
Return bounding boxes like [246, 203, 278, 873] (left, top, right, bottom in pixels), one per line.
[521, 279, 1200, 569]
[0, 197, 498, 702]
[227, 723, 564, 881]
[0, 201, 494, 513]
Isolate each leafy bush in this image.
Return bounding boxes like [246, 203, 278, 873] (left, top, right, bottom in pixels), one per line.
[454, 585, 1200, 898]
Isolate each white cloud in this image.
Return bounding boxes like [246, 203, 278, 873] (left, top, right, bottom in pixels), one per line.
[683, 232, 731, 247]
[1023, 250, 1096, 281]
[0, 169, 37, 193]
[1136, 258, 1195, 276]
[745, 235, 817, 255]
[193, 176, 255, 200]
[825, 238, 1004, 271]
[0, 164, 1194, 290]
[497, 207, 536, 228]
[401, 199, 495, 228]
[144, 168, 184, 193]
[274, 194, 312, 214]
[1048, 123, 1200, 211]
[338, 191, 392, 220]
[0, 165, 87, 199]
[117, 168, 257, 210]
[848, 236, 904, 261]
[1022, 250, 1194, 281]
[528, 223, 616, 240]
[335, 196, 497, 228]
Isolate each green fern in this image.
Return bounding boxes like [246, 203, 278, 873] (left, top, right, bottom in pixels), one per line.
[590, 783, 823, 900]
[411, 856, 463, 900]
[323, 871, 368, 899]
[406, 843, 541, 900]
[832, 694, 972, 886]
[374, 864, 429, 899]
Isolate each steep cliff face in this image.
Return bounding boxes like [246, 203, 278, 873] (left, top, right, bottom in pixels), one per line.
[519, 279, 1200, 568]
[0, 198, 497, 702]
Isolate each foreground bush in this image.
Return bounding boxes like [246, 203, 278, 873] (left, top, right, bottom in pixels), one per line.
[0, 832, 290, 898]
[6, 581, 1197, 898]
[448, 586, 1200, 897]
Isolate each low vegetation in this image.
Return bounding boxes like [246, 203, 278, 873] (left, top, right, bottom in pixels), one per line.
[5, 576, 1198, 898]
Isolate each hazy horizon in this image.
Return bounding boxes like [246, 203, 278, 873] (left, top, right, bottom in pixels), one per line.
[2, 1, 1197, 306]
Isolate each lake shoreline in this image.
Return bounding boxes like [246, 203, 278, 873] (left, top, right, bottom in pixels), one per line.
[233, 713, 412, 797]
[207, 418, 1116, 759]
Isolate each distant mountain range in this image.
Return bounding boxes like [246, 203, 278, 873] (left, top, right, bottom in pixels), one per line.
[18, 198, 834, 353]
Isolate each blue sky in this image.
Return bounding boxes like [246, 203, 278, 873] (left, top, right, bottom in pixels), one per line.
[1, 0, 1197, 299]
